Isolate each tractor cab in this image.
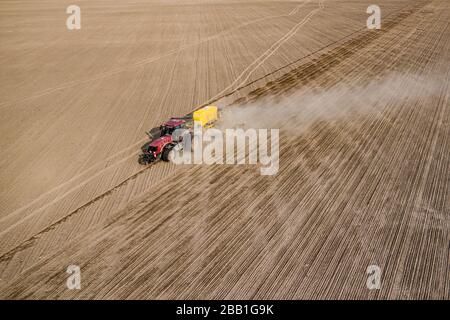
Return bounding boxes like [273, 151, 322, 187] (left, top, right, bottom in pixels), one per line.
[160, 119, 186, 136]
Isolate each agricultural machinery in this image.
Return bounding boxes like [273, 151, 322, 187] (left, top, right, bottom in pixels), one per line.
[138, 106, 218, 165]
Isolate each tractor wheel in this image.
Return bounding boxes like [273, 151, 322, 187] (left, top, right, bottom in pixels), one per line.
[161, 145, 174, 162]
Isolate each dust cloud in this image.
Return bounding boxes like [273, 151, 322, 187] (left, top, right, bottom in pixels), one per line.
[217, 72, 443, 133]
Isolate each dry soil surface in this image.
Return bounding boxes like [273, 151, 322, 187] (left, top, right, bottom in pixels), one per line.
[0, 0, 449, 299]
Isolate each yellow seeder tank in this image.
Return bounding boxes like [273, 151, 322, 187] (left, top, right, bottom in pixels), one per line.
[193, 105, 218, 127]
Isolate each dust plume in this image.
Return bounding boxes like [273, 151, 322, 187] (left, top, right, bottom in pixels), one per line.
[217, 72, 443, 133]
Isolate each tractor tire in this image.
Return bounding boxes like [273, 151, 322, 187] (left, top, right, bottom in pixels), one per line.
[161, 145, 174, 162]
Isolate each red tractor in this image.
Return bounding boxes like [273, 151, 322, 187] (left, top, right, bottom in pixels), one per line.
[138, 118, 188, 164]
[138, 106, 218, 165]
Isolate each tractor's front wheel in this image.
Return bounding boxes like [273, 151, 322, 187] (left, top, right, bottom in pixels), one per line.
[161, 145, 174, 162]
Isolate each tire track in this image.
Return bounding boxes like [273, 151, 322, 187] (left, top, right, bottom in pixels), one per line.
[209, 0, 324, 102]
